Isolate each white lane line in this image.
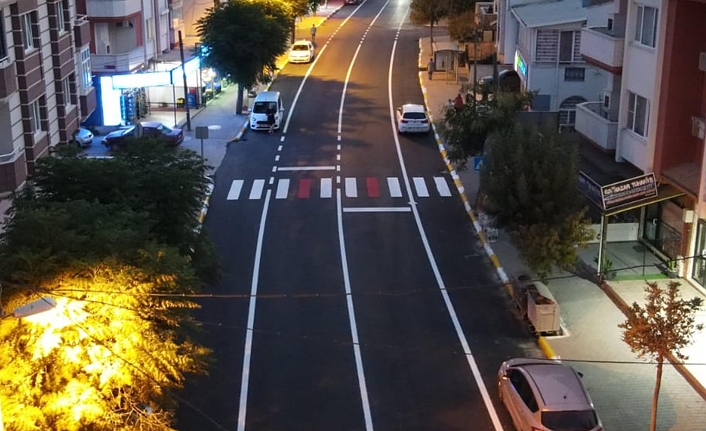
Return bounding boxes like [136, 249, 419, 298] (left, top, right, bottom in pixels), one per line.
[227, 180, 244, 200]
[237, 189, 272, 431]
[278, 166, 336, 171]
[343, 207, 411, 213]
[336, 188, 374, 431]
[277, 145, 283, 151]
[413, 177, 429, 197]
[434, 177, 452, 197]
[387, 177, 402, 197]
[386, 14, 504, 431]
[276, 179, 290, 199]
[249, 179, 265, 200]
[345, 177, 357, 198]
[269, 177, 274, 185]
[275, 155, 280, 162]
[321, 178, 333, 198]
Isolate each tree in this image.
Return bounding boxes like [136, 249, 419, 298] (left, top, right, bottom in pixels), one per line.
[619, 281, 703, 431]
[480, 125, 594, 279]
[409, 0, 448, 50]
[197, 0, 292, 115]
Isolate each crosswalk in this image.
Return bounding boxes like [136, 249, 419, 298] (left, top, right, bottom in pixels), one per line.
[225, 176, 454, 201]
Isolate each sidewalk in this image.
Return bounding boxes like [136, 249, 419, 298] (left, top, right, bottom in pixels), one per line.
[418, 33, 706, 430]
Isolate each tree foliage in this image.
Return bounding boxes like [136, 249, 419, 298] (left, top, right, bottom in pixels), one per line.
[619, 281, 703, 431]
[409, 0, 449, 47]
[197, 0, 292, 114]
[448, 10, 479, 44]
[480, 125, 594, 279]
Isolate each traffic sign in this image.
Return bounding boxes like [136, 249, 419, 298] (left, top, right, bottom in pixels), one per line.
[473, 156, 485, 171]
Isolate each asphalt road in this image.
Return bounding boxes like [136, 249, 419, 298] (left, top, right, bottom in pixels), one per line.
[177, 1, 542, 430]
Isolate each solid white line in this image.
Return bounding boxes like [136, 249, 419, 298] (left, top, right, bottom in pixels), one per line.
[249, 179, 265, 200]
[345, 177, 357, 198]
[337, 188, 375, 431]
[227, 180, 244, 200]
[276, 179, 290, 199]
[413, 177, 429, 197]
[434, 177, 452, 197]
[277, 166, 336, 171]
[321, 178, 333, 198]
[387, 14, 504, 431]
[387, 177, 403, 197]
[237, 189, 272, 431]
[343, 207, 411, 213]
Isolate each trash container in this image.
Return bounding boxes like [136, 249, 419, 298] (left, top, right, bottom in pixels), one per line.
[526, 281, 561, 334]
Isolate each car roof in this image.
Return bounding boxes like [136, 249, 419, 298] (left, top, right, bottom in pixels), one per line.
[255, 91, 280, 101]
[401, 104, 425, 113]
[520, 363, 592, 410]
[139, 122, 163, 128]
[293, 40, 311, 46]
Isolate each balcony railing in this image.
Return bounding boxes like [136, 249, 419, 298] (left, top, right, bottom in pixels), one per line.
[73, 14, 91, 47]
[91, 46, 145, 73]
[580, 27, 624, 73]
[575, 102, 618, 151]
[86, 0, 141, 18]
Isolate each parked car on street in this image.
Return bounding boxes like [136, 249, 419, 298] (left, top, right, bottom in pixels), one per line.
[288, 40, 315, 63]
[498, 358, 603, 431]
[396, 104, 431, 134]
[344, 0, 362, 4]
[102, 122, 184, 149]
[478, 69, 522, 93]
[73, 127, 94, 147]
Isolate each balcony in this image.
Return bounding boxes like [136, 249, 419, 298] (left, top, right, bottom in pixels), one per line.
[91, 46, 145, 73]
[575, 102, 618, 151]
[86, 0, 141, 18]
[73, 15, 91, 47]
[580, 27, 624, 74]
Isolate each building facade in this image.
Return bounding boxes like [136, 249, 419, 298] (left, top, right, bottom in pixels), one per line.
[0, 0, 96, 194]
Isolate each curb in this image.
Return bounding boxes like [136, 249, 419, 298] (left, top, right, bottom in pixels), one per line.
[538, 337, 559, 360]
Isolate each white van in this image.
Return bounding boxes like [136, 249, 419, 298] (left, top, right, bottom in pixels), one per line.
[250, 91, 285, 131]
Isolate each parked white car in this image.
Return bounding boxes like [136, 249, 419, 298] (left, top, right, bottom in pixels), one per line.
[73, 127, 94, 147]
[396, 104, 431, 134]
[288, 40, 315, 63]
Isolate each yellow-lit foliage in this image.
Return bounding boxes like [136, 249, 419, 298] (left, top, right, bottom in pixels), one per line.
[0, 262, 210, 431]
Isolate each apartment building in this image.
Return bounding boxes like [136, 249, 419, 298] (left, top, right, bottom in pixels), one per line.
[0, 0, 96, 194]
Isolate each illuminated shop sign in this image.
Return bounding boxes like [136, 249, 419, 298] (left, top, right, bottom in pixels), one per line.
[515, 51, 527, 78]
[578, 172, 659, 211]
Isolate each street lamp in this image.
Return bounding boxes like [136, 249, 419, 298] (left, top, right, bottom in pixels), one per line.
[0, 296, 58, 431]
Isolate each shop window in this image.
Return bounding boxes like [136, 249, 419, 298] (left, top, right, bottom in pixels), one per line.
[642, 201, 683, 259]
[635, 5, 658, 48]
[627, 92, 649, 137]
[692, 220, 706, 287]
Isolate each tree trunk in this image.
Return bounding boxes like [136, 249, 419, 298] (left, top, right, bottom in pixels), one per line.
[472, 33, 478, 108]
[430, 21, 434, 52]
[650, 356, 664, 431]
[235, 83, 245, 115]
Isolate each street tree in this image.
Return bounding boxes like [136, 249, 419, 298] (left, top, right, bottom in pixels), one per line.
[619, 281, 703, 431]
[197, 0, 292, 114]
[480, 125, 594, 279]
[0, 261, 211, 431]
[410, 0, 449, 49]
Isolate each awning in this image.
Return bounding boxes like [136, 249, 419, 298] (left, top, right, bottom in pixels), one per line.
[605, 184, 685, 216]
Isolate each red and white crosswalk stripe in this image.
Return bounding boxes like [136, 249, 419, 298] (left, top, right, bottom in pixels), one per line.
[226, 177, 453, 201]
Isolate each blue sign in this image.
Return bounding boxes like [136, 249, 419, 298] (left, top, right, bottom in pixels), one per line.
[473, 156, 485, 171]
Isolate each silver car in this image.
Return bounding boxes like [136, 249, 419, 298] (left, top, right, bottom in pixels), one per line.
[498, 358, 603, 431]
[73, 127, 94, 147]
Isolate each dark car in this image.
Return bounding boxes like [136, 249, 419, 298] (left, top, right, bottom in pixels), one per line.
[102, 122, 184, 148]
[478, 69, 522, 93]
[344, 0, 361, 4]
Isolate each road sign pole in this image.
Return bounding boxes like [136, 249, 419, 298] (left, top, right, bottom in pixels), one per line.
[200, 138, 204, 160]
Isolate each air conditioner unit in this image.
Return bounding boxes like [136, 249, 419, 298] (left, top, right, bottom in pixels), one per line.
[700, 52, 706, 72]
[692, 116, 706, 139]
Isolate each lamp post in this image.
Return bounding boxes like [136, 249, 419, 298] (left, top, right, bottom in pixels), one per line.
[0, 296, 58, 431]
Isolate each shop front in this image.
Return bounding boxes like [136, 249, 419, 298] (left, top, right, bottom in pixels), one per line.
[692, 220, 706, 286]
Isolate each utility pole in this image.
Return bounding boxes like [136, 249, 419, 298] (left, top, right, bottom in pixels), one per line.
[178, 31, 191, 131]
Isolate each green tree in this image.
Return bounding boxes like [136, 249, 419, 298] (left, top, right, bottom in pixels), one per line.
[197, 0, 292, 114]
[410, 0, 449, 49]
[619, 281, 703, 431]
[480, 125, 594, 279]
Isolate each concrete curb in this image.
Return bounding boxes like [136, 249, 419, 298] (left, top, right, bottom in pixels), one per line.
[599, 281, 706, 401]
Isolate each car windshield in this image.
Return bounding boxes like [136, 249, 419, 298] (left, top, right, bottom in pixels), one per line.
[292, 44, 309, 51]
[157, 124, 173, 135]
[253, 101, 277, 114]
[403, 112, 426, 120]
[542, 410, 599, 431]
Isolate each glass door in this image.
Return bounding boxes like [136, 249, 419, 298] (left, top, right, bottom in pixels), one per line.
[692, 220, 706, 287]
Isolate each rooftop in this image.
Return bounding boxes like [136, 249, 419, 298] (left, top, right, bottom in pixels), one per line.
[511, 0, 586, 28]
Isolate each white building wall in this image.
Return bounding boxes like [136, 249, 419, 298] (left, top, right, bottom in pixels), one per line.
[527, 63, 608, 111]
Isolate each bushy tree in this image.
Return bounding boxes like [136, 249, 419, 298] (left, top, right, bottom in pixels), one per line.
[480, 125, 594, 279]
[197, 0, 292, 114]
[410, 0, 448, 49]
[619, 281, 703, 431]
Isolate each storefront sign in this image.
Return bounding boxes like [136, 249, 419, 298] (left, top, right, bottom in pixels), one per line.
[515, 51, 527, 78]
[578, 172, 603, 208]
[602, 173, 658, 210]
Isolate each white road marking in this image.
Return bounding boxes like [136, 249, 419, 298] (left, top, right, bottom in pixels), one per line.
[345, 178, 357, 198]
[268, 177, 274, 185]
[249, 179, 265, 200]
[276, 179, 290, 199]
[386, 14, 505, 431]
[227, 180, 244, 200]
[277, 145, 283, 151]
[236, 189, 272, 431]
[277, 166, 336, 171]
[387, 177, 402, 197]
[413, 177, 429, 197]
[321, 178, 332, 198]
[434, 177, 452, 197]
[275, 155, 280, 162]
[343, 207, 411, 213]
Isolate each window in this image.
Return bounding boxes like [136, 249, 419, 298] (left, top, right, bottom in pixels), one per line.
[79, 48, 92, 89]
[564, 67, 585, 82]
[146, 18, 155, 40]
[635, 5, 658, 47]
[559, 31, 575, 63]
[62, 76, 72, 105]
[21, 13, 34, 51]
[56, 0, 67, 32]
[603, 94, 611, 110]
[559, 96, 587, 130]
[30, 99, 42, 133]
[627, 92, 649, 136]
